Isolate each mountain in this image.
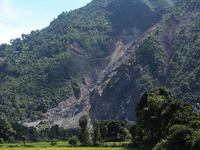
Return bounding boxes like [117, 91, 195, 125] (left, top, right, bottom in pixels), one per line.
[1, 0, 199, 128]
[89, 0, 200, 122]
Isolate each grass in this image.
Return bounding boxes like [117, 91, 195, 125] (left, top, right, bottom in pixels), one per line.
[0, 141, 71, 147]
[0, 142, 139, 150]
[0, 147, 137, 150]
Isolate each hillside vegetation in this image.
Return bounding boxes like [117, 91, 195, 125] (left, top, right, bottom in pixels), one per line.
[0, 0, 175, 121]
[135, 0, 200, 102]
[89, 0, 200, 122]
[131, 87, 200, 149]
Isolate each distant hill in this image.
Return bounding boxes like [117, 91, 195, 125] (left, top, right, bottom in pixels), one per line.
[90, 0, 200, 122]
[2, 0, 199, 128]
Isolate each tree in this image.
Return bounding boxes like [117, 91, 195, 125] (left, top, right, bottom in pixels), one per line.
[50, 139, 58, 146]
[105, 120, 127, 142]
[98, 120, 127, 142]
[0, 138, 4, 144]
[93, 120, 101, 146]
[132, 87, 194, 147]
[69, 136, 78, 146]
[191, 129, 200, 150]
[78, 115, 91, 146]
[22, 135, 27, 145]
[168, 125, 192, 150]
[0, 114, 15, 141]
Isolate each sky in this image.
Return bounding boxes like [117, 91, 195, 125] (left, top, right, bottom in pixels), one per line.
[0, 0, 92, 44]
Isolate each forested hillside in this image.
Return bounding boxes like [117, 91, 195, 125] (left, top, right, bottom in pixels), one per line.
[89, 0, 200, 121]
[0, 0, 175, 122]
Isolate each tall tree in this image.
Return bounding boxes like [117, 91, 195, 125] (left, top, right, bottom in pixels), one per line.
[0, 114, 15, 141]
[132, 87, 194, 147]
[93, 120, 101, 145]
[78, 115, 91, 146]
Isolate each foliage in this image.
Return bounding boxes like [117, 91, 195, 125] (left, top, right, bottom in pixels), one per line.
[102, 142, 132, 147]
[100, 120, 128, 142]
[11, 123, 78, 142]
[167, 125, 192, 150]
[0, 0, 176, 121]
[0, 138, 4, 144]
[93, 119, 129, 145]
[93, 120, 102, 146]
[131, 87, 195, 148]
[136, 35, 165, 78]
[111, 0, 200, 110]
[50, 138, 58, 146]
[78, 115, 91, 146]
[170, 10, 200, 103]
[152, 139, 167, 150]
[21, 135, 27, 145]
[11, 123, 40, 142]
[190, 129, 200, 150]
[0, 114, 15, 141]
[130, 87, 200, 149]
[68, 136, 78, 147]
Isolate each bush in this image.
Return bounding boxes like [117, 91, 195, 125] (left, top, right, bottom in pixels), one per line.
[51, 139, 58, 146]
[168, 125, 192, 150]
[93, 141, 103, 147]
[103, 142, 132, 147]
[191, 129, 200, 150]
[22, 135, 27, 145]
[69, 136, 78, 146]
[152, 139, 167, 150]
[0, 138, 4, 144]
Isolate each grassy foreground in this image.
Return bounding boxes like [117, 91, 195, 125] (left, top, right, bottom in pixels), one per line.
[0, 148, 137, 150]
[0, 142, 139, 150]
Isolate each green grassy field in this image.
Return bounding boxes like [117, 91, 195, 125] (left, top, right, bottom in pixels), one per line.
[0, 142, 139, 150]
[0, 148, 137, 150]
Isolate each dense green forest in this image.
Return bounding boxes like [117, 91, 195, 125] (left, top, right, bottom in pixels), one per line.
[0, 0, 175, 121]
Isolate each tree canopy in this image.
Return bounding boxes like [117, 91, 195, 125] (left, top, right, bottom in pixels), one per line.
[0, 114, 15, 141]
[131, 87, 200, 149]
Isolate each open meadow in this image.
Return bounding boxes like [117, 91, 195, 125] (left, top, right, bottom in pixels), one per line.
[0, 142, 139, 150]
[0, 148, 137, 150]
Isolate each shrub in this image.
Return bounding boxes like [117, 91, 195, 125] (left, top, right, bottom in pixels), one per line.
[103, 142, 132, 147]
[0, 138, 4, 144]
[152, 139, 167, 150]
[168, 125, 192, 150]
[51, 139, 58, 146]
[22, 135, 27, 145]
[69, 136, 78, 146]
[191, 129, 200, 150]
[93, 141, 102, 147]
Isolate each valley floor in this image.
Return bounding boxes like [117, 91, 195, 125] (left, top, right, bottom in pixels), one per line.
[0, 148, 136, 150]
[0, 142, 140, 150]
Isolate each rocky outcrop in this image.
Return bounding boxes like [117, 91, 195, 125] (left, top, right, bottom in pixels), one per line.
[89, 64, 140, 122]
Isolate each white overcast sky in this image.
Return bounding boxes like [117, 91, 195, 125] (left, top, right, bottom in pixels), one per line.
[0, 0, 92, 44]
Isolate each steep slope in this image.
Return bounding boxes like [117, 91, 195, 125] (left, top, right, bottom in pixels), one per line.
[0, 0, 176, 125]
[89, 0, 200, 122]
